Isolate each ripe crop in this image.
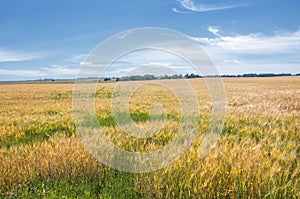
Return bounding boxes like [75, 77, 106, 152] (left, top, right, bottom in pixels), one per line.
[0, 77, 299, 198]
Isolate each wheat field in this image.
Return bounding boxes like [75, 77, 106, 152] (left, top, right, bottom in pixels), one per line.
[0, 77, 299, 198]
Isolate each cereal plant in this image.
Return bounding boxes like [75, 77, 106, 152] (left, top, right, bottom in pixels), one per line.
[0, 77, 299, 198]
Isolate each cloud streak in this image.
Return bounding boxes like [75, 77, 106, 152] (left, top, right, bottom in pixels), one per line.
[172, 8, 191, 14]
[0, 65, 78, 79]
[174, 0, 245, 12]
[0, 49, 47, 62]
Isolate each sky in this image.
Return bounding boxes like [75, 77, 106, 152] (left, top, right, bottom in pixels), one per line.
[0, 0, 299, 81]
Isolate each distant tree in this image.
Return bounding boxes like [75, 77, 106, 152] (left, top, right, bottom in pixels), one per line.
[120, 76, 130, 81]
[243, 73, 257, 77]
[172, 74, 179, 79]
[144, 74, 155, 80]
[164, 74, 171, 79]
[129, 75, 143, 81]
[258, 73, 273, 77]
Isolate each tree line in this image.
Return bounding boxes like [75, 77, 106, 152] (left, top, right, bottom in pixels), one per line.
[102, 73, 297, 81]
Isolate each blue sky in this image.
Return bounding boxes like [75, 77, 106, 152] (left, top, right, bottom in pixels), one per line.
[0, 0, 299, 81]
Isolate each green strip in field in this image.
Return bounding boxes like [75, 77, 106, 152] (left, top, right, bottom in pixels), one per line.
[0, 120, 75, 148]
[95, 111, 181, 127]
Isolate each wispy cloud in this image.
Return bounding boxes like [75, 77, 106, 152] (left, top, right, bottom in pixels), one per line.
[0, 69, 45, 77]
[207, 26, 221, 36]
[0, 49, 47, 62]
[0, 53, 83, 81]
[0, 65, 78, 79]
[172, 7, 190, 14]
[173, 0, 246, 13]
[42, 65, 79, 76]
[66, 53, 88, 65]
[102, 49, 195, 77]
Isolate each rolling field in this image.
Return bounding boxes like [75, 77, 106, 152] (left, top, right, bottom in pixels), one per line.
[0, 77, 299, 198]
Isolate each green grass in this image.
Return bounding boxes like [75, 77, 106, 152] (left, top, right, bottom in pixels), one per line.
[0, 120, 75, 148]
[0, 171, 139, 198]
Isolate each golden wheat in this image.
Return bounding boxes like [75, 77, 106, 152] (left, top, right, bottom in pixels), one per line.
[0, 77, 299, 198]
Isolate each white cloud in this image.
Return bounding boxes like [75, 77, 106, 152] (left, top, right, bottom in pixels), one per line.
[43, 65, 79, 76]
[0, 49, 46, 62]
[174, 0, 245, 12]
[0, 68, 45, 77]
[224, 59, 240, 64]
[66, 53, 88, 64]
[208, 26, 220, 36]
[80, 61, 94, 66]
[192, 28, 300, 74]
[194, 29, 300, 55]
[95, 49, 200, 77]
[0, 65, 78, 80]
[172, 8, 190, 13]
[0, 53, 86, 81]
[116, 30, 133, 39]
